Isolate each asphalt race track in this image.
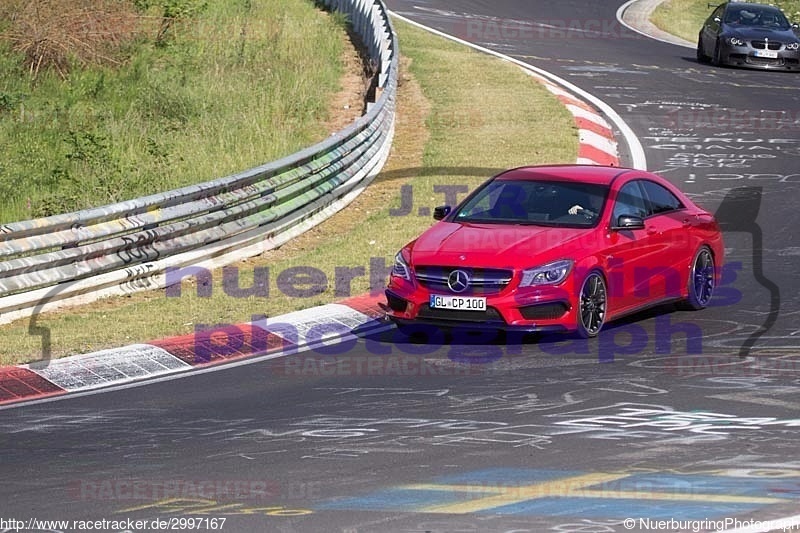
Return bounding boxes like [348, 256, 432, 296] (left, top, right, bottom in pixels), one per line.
[2, 1, 800, 532]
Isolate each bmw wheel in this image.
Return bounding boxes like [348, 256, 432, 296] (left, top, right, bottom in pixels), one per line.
[697, 35, 711, 63]
[682, 246, 715, 310]
[577, 271, 607, 338]
[713, 39, 723, 66]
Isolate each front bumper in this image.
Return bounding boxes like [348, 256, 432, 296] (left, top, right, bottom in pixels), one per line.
[720, 44, 800, 70]
[384, 279, 578, 333]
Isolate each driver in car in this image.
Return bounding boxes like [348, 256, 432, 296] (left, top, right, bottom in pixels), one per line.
[568, 194, 603, 219]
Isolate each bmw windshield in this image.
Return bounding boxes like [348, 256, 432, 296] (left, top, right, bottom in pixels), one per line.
[453, 179, 609, 228]
[725, 5, 791, 30]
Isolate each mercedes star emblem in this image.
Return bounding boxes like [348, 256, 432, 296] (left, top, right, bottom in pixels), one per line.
[447, 269, 470, 293]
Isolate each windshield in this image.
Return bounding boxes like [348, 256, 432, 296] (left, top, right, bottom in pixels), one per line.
[724, 5, 791, 30]
[454, 179, 609, 228]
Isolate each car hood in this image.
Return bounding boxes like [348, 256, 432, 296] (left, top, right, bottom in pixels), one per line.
[724, 25, 799, 41]
[409, 222, 596, 268]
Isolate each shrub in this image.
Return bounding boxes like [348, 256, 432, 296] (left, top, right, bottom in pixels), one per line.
[0, 0, 146, 79]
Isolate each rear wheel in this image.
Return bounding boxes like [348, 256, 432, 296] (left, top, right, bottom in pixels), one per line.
[577, 271, 607, 338]
[681, 246, 715, 310]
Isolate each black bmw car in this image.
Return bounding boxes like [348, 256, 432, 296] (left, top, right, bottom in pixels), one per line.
[697, 1, 800, 70]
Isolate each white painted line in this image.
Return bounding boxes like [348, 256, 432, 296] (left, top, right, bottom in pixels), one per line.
[713, 513, 800, 533]
[262, 304, 378, 340]
[566, 104, 612, 130]
[389, 10, 646, 170]
[579, 129, 618, 155]
[576, 157, 604, 166]
[616, 0, 695, 49]
[541, 83, 581, 101]
[2, 307, 393, 411]
[25, 344, 189, 392]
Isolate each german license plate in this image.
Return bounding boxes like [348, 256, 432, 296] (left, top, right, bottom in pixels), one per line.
[429, 295, 486, 311]
[754, 50, 778, 59]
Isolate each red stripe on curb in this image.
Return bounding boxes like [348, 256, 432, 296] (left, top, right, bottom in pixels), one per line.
[150, 324, 292, 366]
[578, 144, 619, 166]
[556, 94, 594, 113]
[574, 117, 613, 138]
[0, 367, 65, 404]
[338, 293, 385, 319]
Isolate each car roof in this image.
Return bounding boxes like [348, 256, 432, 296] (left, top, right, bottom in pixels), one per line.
[724, 2, 784, 12]
[494, 164, 633, 186]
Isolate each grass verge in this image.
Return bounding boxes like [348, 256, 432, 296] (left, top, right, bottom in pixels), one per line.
[0, 18, 578, 366]
[0, 0, 348, 222]
[651, 0, 800, 43]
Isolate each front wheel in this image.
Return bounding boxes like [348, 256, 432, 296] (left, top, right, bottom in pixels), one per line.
[697, 35, 711, 63]
[712, 39, 723, 66]
[577, 271, 607, 338]
[681, 246, 715, 310]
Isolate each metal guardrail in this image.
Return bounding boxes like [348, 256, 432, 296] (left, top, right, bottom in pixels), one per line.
[0, 0, 397, 325]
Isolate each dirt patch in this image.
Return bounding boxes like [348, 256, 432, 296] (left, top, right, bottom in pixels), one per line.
[321, 27, 372, 133]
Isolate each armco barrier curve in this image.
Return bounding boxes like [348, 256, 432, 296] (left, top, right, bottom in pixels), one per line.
[0, 0, 397, 325]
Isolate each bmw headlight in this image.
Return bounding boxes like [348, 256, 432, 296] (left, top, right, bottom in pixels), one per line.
[727, 37, 745, 46]
[391, 250, 412, 281]
[520, 259, 573, 287]
[787, 42, 800, 50]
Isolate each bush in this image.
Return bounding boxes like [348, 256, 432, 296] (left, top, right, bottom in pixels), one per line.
[0, 0, 145, 79]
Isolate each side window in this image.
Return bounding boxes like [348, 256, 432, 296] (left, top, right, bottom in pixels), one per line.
[711, 5, 725, 24]
[612, 181, 647, 223]
[640, 180, 684, 216]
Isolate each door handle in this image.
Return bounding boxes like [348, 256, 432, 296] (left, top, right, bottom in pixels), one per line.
[646, 226, 658, 235]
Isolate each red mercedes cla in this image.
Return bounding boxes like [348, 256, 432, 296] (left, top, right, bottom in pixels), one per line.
[385, 165, 724, 338]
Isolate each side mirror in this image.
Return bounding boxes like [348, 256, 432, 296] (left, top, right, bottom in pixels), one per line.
[433, 205, 451, 220]
[793, 23, 799, 30]
[612, 215, 645, 230]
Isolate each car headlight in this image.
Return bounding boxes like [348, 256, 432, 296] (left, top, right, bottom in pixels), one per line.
[391, 250, 412, 281]
[787, 42, 800, 50]
[520, 259, 573, 287]
[727, 37, 745, 46]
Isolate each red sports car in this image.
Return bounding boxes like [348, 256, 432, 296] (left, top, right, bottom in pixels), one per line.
[384, 165, 724, 338]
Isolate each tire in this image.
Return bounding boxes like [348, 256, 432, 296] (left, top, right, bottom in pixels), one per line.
[681, 246, 715, 310]
[697, 35, 711, 63]
[712, 39, 723, 66]
[576, 271, 607, 338]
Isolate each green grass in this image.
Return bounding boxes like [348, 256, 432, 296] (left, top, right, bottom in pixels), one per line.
[0, 18, 578, 366]
[652, 0, 800, 43]
[0, 0, 346, 222]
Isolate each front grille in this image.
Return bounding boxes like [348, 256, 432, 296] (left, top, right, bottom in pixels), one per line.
[746, 56, 785, 66]
[751, 40, 782, 50]
[415, 266, 513, 295]
[418, 304, 505, 323]
[519, 302, 569, 320]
